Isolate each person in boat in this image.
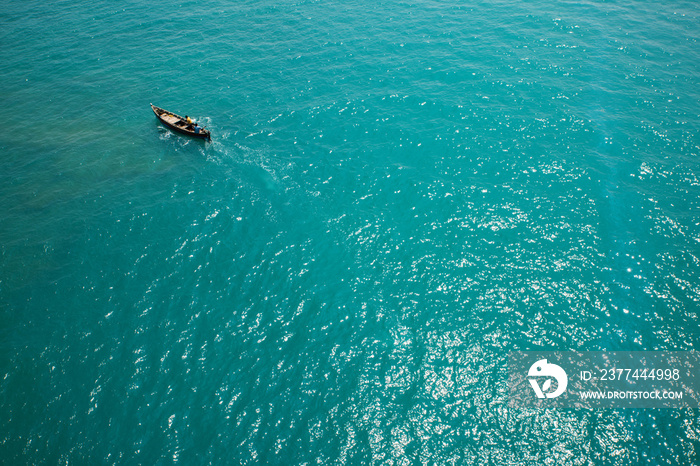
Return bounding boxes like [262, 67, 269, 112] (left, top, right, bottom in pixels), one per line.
[185, 115, 192, 125]
[193, 123, 202, 134]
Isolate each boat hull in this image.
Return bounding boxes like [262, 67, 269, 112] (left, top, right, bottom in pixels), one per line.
[151, 104, 211, 140]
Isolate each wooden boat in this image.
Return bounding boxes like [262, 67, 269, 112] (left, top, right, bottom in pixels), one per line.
[151, 104, 211, 140]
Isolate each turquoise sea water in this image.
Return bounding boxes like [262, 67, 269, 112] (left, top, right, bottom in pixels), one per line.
[2, 0, 700, 463]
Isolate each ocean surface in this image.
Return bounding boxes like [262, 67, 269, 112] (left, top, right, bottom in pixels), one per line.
[2, 0, 699, 464]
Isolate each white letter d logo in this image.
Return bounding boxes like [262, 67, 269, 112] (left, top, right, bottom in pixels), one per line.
[527, 359, 568, 399]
